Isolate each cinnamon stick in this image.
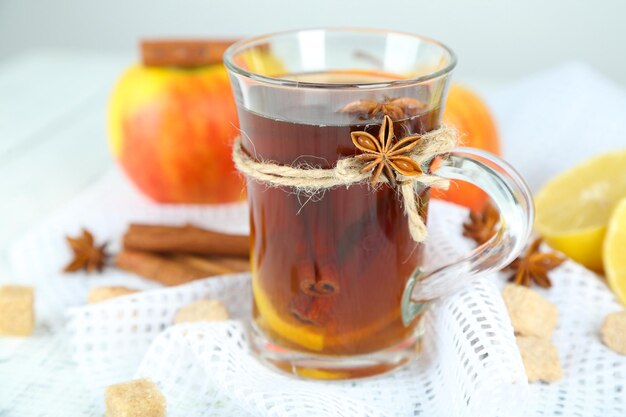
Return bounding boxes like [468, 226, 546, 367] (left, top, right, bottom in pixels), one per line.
[290, 293, 334, 326]
[209, 256, 250, 272]
[171, 254, 249, 275]
[123, 224, 250, 258]
[140, 39, 237, 67]
[287, 202, 339, 326]
[116, 249, 213, 286]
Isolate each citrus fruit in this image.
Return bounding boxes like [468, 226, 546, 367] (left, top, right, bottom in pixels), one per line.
[251, 275, 325, 352]
[603, 198, 626, 305]
[434, 84, 501, 212]
[534, 150, 626, 272]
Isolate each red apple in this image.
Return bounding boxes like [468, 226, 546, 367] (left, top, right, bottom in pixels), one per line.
[107, 64, 244, 203]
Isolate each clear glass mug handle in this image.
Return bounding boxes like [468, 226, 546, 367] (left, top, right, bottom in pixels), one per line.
[401, 147, 535, 326]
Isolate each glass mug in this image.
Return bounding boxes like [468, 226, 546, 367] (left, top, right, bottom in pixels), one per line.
[224, 28, 533, 379]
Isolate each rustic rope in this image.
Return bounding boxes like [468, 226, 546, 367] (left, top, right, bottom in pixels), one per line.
[232, 126, 458, 242]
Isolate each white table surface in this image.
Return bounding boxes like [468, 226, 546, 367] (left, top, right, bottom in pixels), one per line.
[0, 50, 139, 416]
[0, 51, 132, 278]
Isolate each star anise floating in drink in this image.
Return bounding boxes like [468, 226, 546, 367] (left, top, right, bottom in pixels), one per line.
[462, 202, 500, 245]
[63, 229, 109, 273]
[351, 115, 423, 186]
[506, 237, 566, 288]
[340, 97, 426, 121]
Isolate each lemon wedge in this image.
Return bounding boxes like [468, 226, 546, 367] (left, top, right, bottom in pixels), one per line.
[604, 198, 626, 305]
[534, 150, 626, 271]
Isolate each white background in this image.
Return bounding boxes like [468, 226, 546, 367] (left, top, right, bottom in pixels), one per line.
[1, 0, 625, 86]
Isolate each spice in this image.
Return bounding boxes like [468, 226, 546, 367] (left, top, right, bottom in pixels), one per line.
[115, 250, 207, 285]
[300, 279, 339, 297]
[115, 249, 247, 286]
[170, 254, 249, 275]
[462, 202, 499, 245]
[140, 39, 235, 67]
[63, 229, 109, 273]
[340, 97, 425, 121]
[61, 223, 250, 283]
[286, 217, 343, 326]
[507, 238, 565, 288]
[290, 293, 334, 326]
[118, 223, 250, 283]
[122, 223, 250, 258]
[351, 115, 423, 185]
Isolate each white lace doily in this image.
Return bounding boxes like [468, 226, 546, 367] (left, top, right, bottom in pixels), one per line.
[6, 172, 626, 417]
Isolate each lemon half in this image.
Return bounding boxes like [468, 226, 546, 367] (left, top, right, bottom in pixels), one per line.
[534, 150, 626, 272]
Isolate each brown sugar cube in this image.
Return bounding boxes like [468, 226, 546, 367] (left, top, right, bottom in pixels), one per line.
[105, 378, 166, 417]
[0, 285, 34, 336]
[502, 284, 558, 338]
[88, 286, 138, 304]
[601, 310, 626, 355]
[516, 335, 562, 382]
[174, 299, 229, 324]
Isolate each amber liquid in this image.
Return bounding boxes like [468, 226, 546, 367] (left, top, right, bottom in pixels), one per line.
[243, 71, 441, 356]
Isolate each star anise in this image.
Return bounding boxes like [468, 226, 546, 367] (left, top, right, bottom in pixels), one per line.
[462, 202, 500, 245]
[63, 228, 109, 273]
[351, 115, 423, 186]
[340, 97, 426, 121]
[506, 238, 565, 288]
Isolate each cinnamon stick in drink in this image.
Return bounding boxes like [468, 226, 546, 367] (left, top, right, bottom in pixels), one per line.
[123, 224, 250, 258]
[287, 201, 339, 327]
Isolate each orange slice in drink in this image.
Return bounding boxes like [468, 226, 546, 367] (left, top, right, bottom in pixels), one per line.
[252, 276, 325, 352]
